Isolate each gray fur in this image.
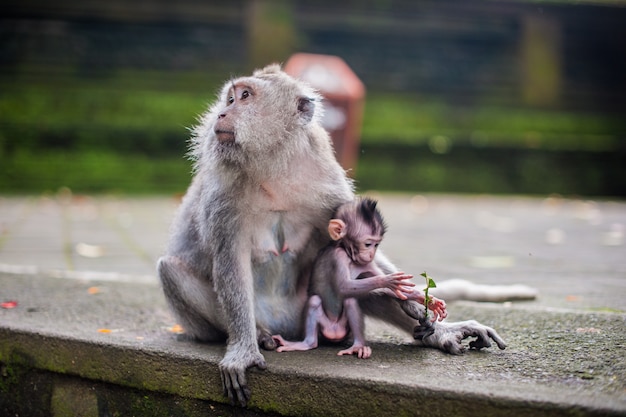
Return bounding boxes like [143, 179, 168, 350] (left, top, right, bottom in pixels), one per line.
[158, 64, 506, 407]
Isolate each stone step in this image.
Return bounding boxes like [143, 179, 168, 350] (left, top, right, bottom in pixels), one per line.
[1, 272, 624, 416]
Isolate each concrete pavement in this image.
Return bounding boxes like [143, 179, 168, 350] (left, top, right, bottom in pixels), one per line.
[0, 191, 625, 416]
[1, 191, 624, 311]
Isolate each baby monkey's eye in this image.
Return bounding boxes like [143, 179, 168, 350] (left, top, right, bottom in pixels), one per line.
[241, 90, 250, 100]
[227, 96, 234, 104]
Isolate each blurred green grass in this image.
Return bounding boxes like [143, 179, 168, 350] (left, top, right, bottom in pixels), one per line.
[1, 149, 192, 194]
[2, 83, 622, 152]
[0, 74, 624, 195]
[362, 94, 622, 151]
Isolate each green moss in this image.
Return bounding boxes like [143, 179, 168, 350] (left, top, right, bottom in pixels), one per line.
[0, 362, 19, 393]
[0, 350, 34, 392]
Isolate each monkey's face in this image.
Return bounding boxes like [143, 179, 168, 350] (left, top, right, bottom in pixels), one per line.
[351, 236, 381, 266]
[205, 66, 320, 168]
[213, 82, 253, 147]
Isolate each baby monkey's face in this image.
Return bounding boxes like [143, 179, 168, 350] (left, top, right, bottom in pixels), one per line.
[351, 234, 382, 265]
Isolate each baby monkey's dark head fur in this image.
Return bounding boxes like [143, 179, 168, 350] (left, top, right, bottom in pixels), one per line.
[329, 197, 387, 265]
[356, 197, 387, 237]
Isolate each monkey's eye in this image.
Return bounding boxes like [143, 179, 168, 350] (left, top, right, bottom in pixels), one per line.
[227, 96, 234, 105]
[241, 90, 250, 100]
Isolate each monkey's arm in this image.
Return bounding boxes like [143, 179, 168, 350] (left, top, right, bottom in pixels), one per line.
[339, 271, 415, 299]
[210, 207, 266, 406]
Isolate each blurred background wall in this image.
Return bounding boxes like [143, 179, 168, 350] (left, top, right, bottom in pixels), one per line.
[1, 0, 624, 196]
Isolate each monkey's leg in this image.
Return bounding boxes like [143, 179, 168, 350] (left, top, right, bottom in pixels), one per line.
[160, 253, 266, 406]
[158, 255, 226, 342]
[337, 297, 372, 359]
[360, 295, 507, 355]
[273, 295, 324, 352]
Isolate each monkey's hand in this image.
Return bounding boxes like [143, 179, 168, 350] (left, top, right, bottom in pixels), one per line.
[417, 320, 507, 355]
[380, 272, 415, 300]
[219, 344, 267, 407]
[427, 295, 447, 322]
[403, 292, 447, 321]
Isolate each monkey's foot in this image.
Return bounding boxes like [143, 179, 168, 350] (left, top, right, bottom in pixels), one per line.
[271, 335, 317, 352]
[419, 320, 507, 355]
[258, 330, 277, 350]
[338, 344, 372, 359]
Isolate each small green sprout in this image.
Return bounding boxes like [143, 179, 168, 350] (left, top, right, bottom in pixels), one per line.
[420, 271, 437, 319]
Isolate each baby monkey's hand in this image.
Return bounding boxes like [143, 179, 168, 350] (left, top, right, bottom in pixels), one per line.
[380, 271, 415, 300]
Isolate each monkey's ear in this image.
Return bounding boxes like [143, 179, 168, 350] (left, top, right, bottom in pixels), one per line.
[297, 97, 315, 123]
[328, 219, 346, 241]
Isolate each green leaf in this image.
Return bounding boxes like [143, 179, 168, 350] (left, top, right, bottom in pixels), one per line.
[421, 271, 438, 319]
[420, 272, 437, 290]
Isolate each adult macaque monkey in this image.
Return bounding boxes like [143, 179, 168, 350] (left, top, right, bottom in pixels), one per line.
[272, 197, 447, 359]
[158, 64, 506, 407]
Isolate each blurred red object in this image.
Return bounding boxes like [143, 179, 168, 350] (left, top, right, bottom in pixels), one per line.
[1, 300, 18, 309]
[285, 53, 365, 172]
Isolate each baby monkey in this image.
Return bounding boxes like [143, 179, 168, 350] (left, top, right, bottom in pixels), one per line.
[272, 197, 447, 358]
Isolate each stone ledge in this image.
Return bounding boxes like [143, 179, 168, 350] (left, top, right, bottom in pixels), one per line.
[1, 272, 624, 416]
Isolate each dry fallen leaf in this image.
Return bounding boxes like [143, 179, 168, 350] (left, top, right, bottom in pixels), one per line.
[168, 324, 185, 334]
[87, 287, 101, 295]
[98, 328, 124, 333]
[76, 242, 105, 258]
[576, 328, 601, 334]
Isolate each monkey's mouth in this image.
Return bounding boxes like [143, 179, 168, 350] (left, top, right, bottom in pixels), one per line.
[215, 130, 235, 144]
